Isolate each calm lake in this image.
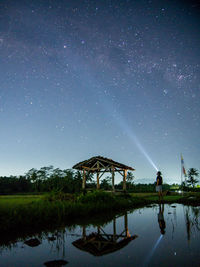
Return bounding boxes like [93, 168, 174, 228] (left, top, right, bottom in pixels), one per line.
[1, 204, 200, 267]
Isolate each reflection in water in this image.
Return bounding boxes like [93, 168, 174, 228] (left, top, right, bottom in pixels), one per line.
[184, 206, 200, 244]
[24, 238, 41, 247]
[157, 203, 166, 235]
[143, 234, 163, 267]
[72, 212, 138, 256]
[44, 259, 68, 266]
[44, 229, 68, 264]
[0, 204, 200, 267]
[143, 204, 166, 266]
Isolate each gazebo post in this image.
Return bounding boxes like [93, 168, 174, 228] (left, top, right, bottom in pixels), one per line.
[112, 166, 115, 192]
[97, 172, 100, 189]
[82, 169, 86, 190]
[97, 161, 100, 189]
[123, 169, 127, 191]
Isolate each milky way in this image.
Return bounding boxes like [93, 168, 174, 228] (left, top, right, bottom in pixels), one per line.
[0, 0, 199, 183]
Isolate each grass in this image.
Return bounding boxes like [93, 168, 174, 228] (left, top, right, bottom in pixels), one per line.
[131, 191, 200, 203]
[131, 192, 158, 198]
[0, 191, 199, 244]
[0, 192, 145, 236]
[0, 195, 42, 207]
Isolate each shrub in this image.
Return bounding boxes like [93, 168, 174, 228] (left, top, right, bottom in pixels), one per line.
[77, 190, 116, 204]
[44, 191, 75, 201]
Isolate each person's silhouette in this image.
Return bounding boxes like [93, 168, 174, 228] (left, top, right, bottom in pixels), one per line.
[156, 171, 163, 201]
[158, 203, 166, 235]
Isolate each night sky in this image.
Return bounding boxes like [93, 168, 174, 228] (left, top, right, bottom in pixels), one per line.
[0, 0, 200, 184]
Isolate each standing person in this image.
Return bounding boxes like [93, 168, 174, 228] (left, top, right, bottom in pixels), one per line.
[156, 171, 163, 201]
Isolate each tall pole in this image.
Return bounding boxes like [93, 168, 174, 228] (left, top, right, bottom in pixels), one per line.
[181, 160, 183, 188]
[181, 172, 183, 186]
[181, 153, 184, 195]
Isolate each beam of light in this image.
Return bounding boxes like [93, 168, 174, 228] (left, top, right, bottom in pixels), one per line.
[143, 235, 163, 267]
[126, 130, 158, 172]
[79, 68, 159, 172]
[113, 112, 159, 171]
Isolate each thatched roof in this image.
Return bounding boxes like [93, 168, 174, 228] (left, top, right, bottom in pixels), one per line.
[72, 232, 137, 256]
[72, 156, 135, 171]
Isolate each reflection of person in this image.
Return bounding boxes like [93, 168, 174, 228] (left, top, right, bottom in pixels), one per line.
[158, 203, 166, 235]
[156, 171, 163, 201]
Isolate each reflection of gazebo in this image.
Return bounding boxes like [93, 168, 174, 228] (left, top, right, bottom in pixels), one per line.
[72, 156, 135, 191]
[72, 213, 138, 256]
[24, 238, 41, 247]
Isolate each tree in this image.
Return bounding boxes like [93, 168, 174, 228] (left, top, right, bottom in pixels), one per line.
[85, 172, 94, 182]
[25, 168, 38, 182]
[101, 176, 111, 190]
[37, 166, 54, 181]
[126, 171, 135, 190]
[187, 168, 199, 188]
[73, 171, 82, 192]
[126, 171, 134, 183]
[181, 181, 187, 191]
[25, 168, 39, 191]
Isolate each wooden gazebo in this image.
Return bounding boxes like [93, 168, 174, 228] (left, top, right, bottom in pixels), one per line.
[72, 156, 135, 191]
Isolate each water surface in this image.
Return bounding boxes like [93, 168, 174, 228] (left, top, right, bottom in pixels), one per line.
[1, 204, 200, 267]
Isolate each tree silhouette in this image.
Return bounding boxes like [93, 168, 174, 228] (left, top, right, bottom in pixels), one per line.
[126, 171, 134, 183]
[187, 168, 199, 188]
[126, 171, 135, 190]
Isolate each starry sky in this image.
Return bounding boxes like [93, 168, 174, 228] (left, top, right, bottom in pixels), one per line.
[0, 0, 200, 184]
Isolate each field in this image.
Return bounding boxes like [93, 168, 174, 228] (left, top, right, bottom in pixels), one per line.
[0, 192, 188, 208]
[0, 194, 42, 207]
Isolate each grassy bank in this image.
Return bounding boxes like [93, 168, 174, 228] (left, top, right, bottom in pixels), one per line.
[0, 191, 199, 243]
[0, 192, 146, 233]
[130, 191, 200, 205]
